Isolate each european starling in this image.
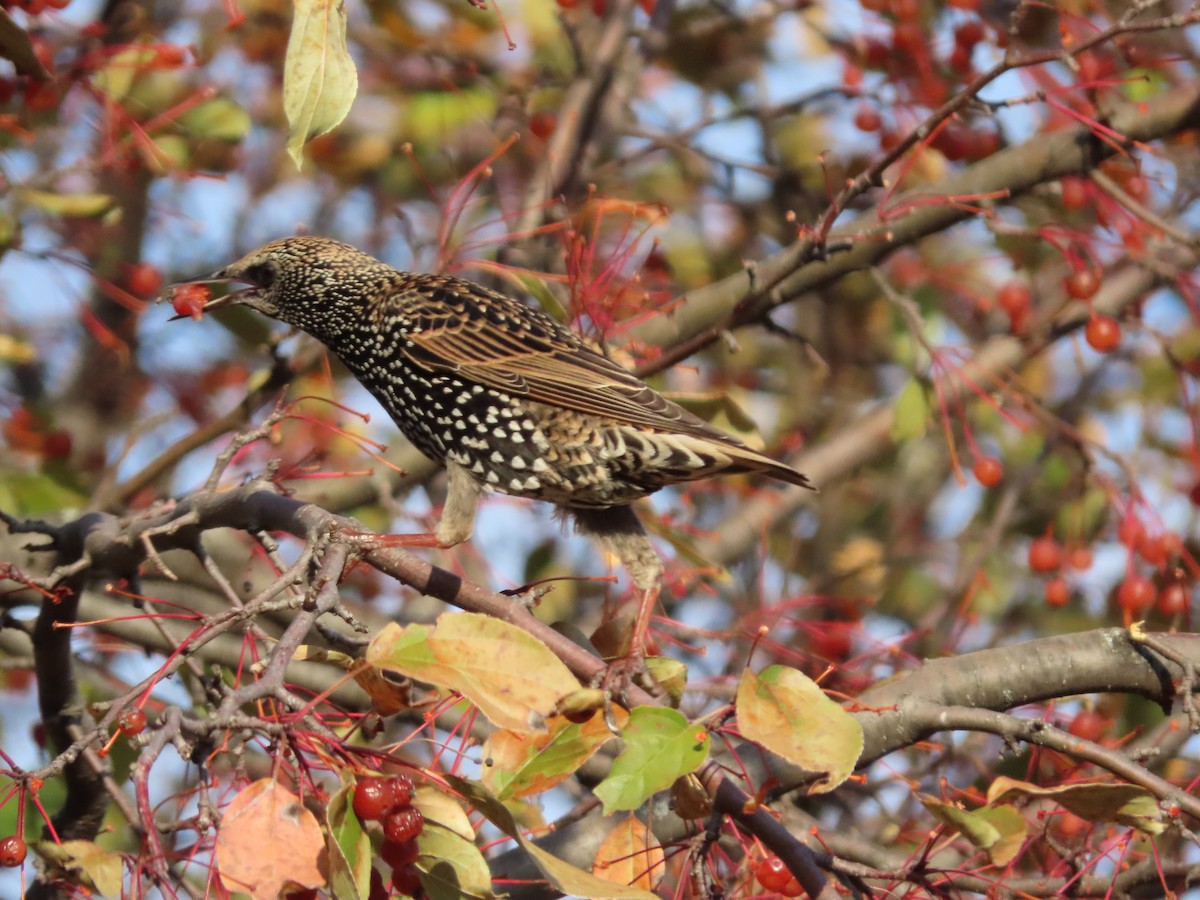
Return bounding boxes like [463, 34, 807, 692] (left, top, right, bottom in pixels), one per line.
[180, 236, 812, 668]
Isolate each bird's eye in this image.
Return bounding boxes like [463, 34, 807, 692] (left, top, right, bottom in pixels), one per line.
[245, 263, 276, 289]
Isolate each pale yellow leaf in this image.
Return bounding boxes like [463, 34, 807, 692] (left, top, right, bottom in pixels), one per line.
[284, 0, 358, 169]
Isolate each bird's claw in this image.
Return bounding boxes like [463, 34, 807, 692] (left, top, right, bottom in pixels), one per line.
[596, 651, 668, 710]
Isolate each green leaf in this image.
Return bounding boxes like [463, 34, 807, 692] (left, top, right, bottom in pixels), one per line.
[404, 88, 497, 145]
[15, 188, 116, 218]
[325, 776, 371, 900]
[736, 665, 863, 793]
[417, 822, 494, 900]
[283, 0, 358, 169]
[179, 97, 252, 142]
[367, 614, 581, 733]
[91, 44, 158, 102]
[921, 796, 1028, 866]
[447, 776, 658, 900]
[4, 471, 88, 515]
[594, 707, 710, 813]
[891, 378, 929, 442]
[483, 708, 624, 800]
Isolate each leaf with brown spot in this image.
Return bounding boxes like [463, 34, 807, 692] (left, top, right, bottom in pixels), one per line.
[215, 779, 326, 899]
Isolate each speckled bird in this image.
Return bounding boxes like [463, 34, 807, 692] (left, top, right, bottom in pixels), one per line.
[185, 236, 813, 663]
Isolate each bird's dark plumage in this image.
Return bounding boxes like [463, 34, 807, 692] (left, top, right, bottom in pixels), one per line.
[189, 235, 813, 667]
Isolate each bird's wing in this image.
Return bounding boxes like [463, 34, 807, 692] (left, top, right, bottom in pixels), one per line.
[390, 278, 742, 442]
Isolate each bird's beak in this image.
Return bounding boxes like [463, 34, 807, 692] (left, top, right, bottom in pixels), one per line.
[162, 269, 257, 321]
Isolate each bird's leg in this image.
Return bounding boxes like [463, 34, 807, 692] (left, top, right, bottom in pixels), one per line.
[342, 461, 482, 551]
[573, 506, 667, 701]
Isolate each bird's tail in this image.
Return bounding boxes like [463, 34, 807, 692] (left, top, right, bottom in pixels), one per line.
[719, 442, 815, 491]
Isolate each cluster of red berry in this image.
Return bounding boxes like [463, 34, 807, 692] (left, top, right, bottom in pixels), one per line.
[352, 775, 424, 898]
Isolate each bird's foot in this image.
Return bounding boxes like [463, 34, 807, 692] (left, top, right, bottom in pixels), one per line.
[337, 528, 451, 552]
[597, 649, 668, 709]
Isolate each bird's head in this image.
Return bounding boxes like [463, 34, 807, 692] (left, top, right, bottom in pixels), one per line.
[171, 235, 388, 328]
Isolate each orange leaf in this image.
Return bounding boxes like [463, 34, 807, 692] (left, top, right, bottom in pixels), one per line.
[593, 816, 664, 891]
[215, 779, 326, 899]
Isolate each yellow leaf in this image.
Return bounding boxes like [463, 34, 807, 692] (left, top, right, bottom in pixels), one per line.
[42, 840, 124, 897]
[736, 665, 863, 793]
[367, 614, 581, 733]
[987, 776, 1165, 835]
[284, 0, 358, 169]
[15, 188, 115, 218]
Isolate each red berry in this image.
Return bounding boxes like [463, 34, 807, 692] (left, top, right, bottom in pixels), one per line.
[853, 102, 881, 132]
[1138, 533, 1177, 567]
[1122, 174, 1148, 203]
[947, 43, 972, 75]
[382, 807, 423, 844]
[1068, 547, 1093, 571]
[996, 281, 1030, 317]
[353, 777, 398, 822]
[30, 37, 54, 72]
[529, 110, 556, 140]
[1064, 269, 1100, 300]
[170, 284, 211, 320]
[1060, 176, 1089, 211]
[892, 22, 923, 55]
[954, 19, 984, 46]
[0, 836, 26, 867]
[1189, 482, 1200, 507]
[1117, 516, 1145, 549]
[892, 0, 919, 22]
[23, 80, 61, 113]
[42, 430, 71, 460]
[1084, 315, 1120, 352]
[1028, 537, 1062, 574]
[0, 78, 15, 105]
[155, 45, 187, 67]
[381, 838, 420, 869]
[1157, 583, 1188, 616]
[391, 862, 422, 897]
[1117, 575, 1155, 614]
[1045, 578, 1070, 608]
[118, 708, 147, 735]
[973, 456, 1002, 488]
[1068, 709, 1105, 742]
[756, 855, 791, 893]
[127, 262, 163, 298]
